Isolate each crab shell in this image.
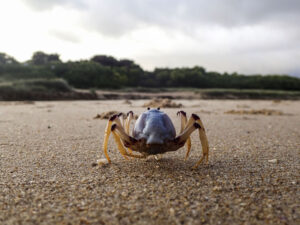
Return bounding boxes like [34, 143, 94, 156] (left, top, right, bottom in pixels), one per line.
[133, 109, 176, 145]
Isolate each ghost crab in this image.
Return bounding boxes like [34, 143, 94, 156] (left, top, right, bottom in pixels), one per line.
[102, 108, 209, 168]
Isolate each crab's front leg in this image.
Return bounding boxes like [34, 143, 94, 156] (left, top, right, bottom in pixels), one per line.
[111, 124, 146, 159]
[174, 113, 209, 168]
[124, 111, 134, 154]
[102, 113, 145, 164]
[103, 114, 126, 163]
[177, 111, 191, 160]
[192, 115, 209, 168]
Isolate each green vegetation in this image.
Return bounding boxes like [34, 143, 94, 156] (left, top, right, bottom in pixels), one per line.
[0, 78, 72, 93]
[0, 78, 74, 100]
[0, 51, 300, 100]
[195, 88, 300, 99]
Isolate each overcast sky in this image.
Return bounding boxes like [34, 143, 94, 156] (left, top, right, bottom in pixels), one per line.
[1, 0, 300, 76]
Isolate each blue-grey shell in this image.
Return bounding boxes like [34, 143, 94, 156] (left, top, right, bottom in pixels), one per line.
[132, 109, 176, 144]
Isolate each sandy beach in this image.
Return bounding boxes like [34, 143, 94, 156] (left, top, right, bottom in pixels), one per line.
[0, 99, 299, 224]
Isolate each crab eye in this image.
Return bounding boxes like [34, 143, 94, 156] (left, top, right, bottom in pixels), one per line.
[147, 107, 150, 110]
[157, 107, 160, 110]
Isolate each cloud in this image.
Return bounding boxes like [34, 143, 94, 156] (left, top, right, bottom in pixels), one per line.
[16, 0, 300, 75]
[82, 0, 300, 38]
[22, 0, 300, 36]
[22, 0, 85, 11]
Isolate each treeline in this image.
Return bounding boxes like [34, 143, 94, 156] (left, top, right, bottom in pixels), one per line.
[1, 52, 300, 90]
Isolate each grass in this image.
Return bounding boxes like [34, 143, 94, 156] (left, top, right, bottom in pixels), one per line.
[0, 78, 72, 92]
[0, 78, 74, 100]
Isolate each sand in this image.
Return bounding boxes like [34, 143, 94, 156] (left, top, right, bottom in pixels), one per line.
[0, 100, 299, 224]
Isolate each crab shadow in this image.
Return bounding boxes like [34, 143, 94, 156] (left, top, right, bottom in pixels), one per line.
[110, 157, 212, 177]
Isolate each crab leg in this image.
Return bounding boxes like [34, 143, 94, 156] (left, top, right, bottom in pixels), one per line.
[176, 113, 209, 168]
[177, 111, 187, 133]
[111, 131, 129, 160]
[125, 111, 133, 134]
[111, 124, 145, 159]
[188, 114, 209, 169]
[124, 111, 134, 154]
[103, 116, 115, 163]
[175, 123, 201, 145]
[183, 114, 200, 130]
[192, 122, 209, 169]
[102, 114, 127, 163]
[182, 114, 207, 159]
[177, 111, 192, 160]
[115, 113, 124, 127]
[111, 124, 135, 144]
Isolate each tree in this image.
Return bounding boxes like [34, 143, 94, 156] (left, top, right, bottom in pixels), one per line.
[31, 51, 61, 65]
[0, 52, 18, 64]
[118, 59, 134, 67]
[91, 55, 119, 67]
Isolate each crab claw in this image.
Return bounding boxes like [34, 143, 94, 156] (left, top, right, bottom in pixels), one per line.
[127, 111, 133, 117]
[109, 114, 118, 121]
[177, 110, 186, 117]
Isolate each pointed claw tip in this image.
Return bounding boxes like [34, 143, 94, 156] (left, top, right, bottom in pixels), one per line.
[109, 114, 118, 121]
[111, 124, 117, 131]
[127, 111, 133, 116]
[177, 111, 186, 116]
[192, 114, 200, 120]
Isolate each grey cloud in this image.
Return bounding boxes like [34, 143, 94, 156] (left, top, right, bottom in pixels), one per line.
[84, 0, 300, 36]
[23, 0, 300, 36]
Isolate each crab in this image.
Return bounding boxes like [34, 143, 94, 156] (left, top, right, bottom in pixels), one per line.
[102, 108, 209, 168]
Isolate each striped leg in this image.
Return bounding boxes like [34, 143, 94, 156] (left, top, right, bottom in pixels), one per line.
[102, 114, 130, 163]
[176, 113, 209, 168]
[111, 124, 145, 159]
